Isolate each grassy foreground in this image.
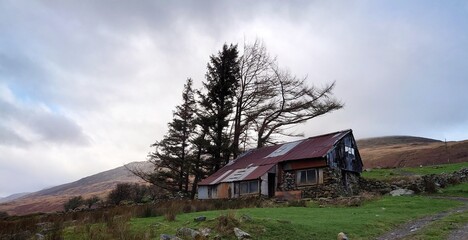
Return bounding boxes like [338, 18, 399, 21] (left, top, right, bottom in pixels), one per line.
[435, 182, 468, 198]
[362, 162, 468, 180]
[64, 196, 462, 240]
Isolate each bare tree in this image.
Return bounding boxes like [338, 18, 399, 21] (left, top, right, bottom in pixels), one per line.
[231, 39, 276, 157]
[253, 69, 343, 147]
[233, 39, 343, 149]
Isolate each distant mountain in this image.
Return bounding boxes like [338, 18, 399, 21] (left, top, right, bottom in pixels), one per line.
[0, 192, 31, 204]
[357, 136, 468, 169]
[357, 136, 441, 148]
[0, 161, 153, 216]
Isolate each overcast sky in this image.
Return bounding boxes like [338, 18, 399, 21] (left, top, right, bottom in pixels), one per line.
[1, 0, 467, 197]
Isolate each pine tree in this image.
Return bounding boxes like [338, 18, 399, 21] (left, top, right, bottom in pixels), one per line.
[198, 43, 240, 173]
[146, 78, 197, 196]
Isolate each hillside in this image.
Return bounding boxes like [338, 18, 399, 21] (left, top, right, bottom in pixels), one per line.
[0, 161, 152, 216]
[357, 136, 468, 169]
[0, 192, 30, 204]
[357, 136, 441, 148]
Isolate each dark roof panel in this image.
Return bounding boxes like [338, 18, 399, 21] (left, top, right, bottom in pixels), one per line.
[198, 129, 352, 185]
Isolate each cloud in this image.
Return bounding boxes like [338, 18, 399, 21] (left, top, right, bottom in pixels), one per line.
[0, 85, 89, 146]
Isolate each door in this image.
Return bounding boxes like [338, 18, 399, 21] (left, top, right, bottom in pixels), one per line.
[268, 173, 276, 198]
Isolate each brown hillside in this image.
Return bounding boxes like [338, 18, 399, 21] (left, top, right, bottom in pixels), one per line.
[0, 162, 152, 216]
[358, 137, 468, 169]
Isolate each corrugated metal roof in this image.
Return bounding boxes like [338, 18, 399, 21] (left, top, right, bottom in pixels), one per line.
[198, 129, 352, 185]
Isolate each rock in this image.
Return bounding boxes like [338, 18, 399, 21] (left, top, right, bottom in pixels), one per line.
[35, 233, 45, 240]
[234, 227, 251, 239]
[194, 216, 206, 222]
[240, 214, 252, 222]
[337, 232, 348, 240]
[199, 228, 211, 237]
[176, 227, 200, 239]
[160, 234, 182, 240]
[390, 188, 414, 196]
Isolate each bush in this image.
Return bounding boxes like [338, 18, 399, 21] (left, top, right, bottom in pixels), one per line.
[0, 211, 8, 219]
[216, 211, 239, 235]
[64, 196, 84, 212]
[107, 183, 154, 205]
[84, 195, 100, 209]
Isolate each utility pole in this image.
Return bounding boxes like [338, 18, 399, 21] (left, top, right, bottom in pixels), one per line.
[445, 138, 450, 163]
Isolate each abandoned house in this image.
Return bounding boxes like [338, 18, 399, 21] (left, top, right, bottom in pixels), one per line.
[197, 129, 363, 200]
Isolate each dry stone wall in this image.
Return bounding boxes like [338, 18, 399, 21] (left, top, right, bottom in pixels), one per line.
[301, 167, 361, 198]
[292, 167, 468, 199]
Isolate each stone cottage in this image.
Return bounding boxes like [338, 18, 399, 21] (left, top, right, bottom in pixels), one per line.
[198, 129, 363, 199]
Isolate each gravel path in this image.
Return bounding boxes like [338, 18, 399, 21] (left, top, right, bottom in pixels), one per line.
[376, 197, 468, 240]
[447, 223, 468, 240]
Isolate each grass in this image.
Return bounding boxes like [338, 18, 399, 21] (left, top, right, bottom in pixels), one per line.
[435, 182, 468, 198]
[362, 162, 468, 180]
[123, 196, 461, 240]
[402, 211, 468, 240]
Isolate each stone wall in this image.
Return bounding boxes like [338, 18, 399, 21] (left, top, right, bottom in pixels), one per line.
[300, 167, 361, 198]
[359, 168, 468, 194]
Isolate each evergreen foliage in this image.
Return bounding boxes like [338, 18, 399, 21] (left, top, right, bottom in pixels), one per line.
[147, 78, 197, 196]
[198, 44, 240, 173]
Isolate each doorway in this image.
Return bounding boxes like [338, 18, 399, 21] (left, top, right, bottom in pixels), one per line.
[268, 173, 276, 198]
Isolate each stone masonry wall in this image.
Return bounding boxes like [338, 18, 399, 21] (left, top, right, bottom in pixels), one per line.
[301, 167, 361, 198]
[359, 168, 468, 194]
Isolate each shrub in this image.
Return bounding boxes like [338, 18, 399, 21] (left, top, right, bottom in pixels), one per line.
[64, 196, 84, 212]
[84, 195, 100, 209]
[164, 211, 177, 222]
[0, 211, 8, 219]
[216, 211, 239, 235]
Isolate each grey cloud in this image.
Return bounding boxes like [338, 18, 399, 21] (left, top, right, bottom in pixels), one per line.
[0, 95, 89, 146]
[0, 124, 29, 147]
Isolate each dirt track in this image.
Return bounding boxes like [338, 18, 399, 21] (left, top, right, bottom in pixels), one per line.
[376, 197, 468, 240]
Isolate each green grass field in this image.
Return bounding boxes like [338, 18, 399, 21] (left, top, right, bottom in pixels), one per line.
[362, 162, 468, 181]
[63, 196, 462, 240]
[134, 196, 462, 240]
[435, 183, 468, 198]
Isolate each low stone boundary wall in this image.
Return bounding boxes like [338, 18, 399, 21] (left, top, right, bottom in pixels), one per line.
[359, 168, 468, 194]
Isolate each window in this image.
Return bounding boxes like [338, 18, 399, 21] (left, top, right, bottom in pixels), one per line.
[239, 180, 259, 194]
[208, 185, 217, 198]
[296, 169, 318, 185]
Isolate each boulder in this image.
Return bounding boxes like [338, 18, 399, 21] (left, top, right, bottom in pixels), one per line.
[199, 228, 211, 237]
[337, 232, 348, 240]
[160, 234, 182, 240]
[240, 214, 252, 223]
[194, 216, 206, 222]
[390, 188, 414, 196]
[176, 227, 200, 239]
[234, 227, 251, 239]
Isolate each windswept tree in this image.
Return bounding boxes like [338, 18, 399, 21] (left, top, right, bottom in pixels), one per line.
[253, 72, 343, 147]
[232, 39, 343, 148]
[150, 78, 196, 195]
[131, 78, 197, 196]
[198, 43, 240, 173]
[231, 40, 276, 156]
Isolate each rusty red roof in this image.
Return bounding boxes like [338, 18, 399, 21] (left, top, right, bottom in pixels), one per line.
[199, 129, 352, 185]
